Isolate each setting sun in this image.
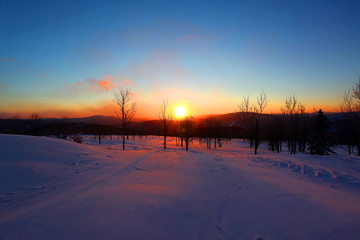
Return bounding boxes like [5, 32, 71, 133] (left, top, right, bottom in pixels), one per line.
[175, 106, 186, 118]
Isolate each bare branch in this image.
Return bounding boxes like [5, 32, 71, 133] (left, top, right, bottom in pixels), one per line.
[340, 89, 353, 113]
[281, 95, 298, 116]
[236, 92, 268, 154]
[159, 99, 173, 125]
[256, 91, 268, 116]
[113, 86, 137, 150]
[159, 99, 173, 149]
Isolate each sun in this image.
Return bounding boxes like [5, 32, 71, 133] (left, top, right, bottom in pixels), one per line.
[175, 106, 186, 118]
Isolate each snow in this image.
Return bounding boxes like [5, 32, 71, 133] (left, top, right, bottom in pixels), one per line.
[1, 134, 360, 239]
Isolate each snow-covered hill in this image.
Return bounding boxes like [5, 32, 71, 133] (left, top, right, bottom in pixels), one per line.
[1, 134, 359, 239]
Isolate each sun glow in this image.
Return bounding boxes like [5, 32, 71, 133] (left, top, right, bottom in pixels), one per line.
[175, 106, 186, 118]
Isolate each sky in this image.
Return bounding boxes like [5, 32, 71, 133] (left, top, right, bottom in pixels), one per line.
[0, 0, 359, 119]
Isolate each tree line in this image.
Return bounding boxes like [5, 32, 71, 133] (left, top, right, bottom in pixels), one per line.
[111, 79, 360, 156]
[1, 78, 359, 156]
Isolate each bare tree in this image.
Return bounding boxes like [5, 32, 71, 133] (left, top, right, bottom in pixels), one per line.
[95, 122, 103, 145]
[175, 120, 184, 147]
[238, 96, 256, 148]
[113, 86, 137, 150]
[238, 91, 268, 155]
[205, 116, 223, 149]
[159, 99, 173, 149]
[340, 78, 360, 155]
[206, 116, 216, 149]
[295, 103, 311, 153]
[266, 114, 284, 153]
[281, 95, 307, 154]
[253, 92, 268, 154]
[182, 116, 194, 151]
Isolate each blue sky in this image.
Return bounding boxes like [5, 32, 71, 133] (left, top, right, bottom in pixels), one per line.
[0, 0, 359, 118]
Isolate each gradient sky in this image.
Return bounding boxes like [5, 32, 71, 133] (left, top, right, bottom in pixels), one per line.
[0, 0, 359, 118]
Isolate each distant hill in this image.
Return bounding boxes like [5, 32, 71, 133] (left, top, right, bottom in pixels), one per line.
[195, 112, 241, 127]
[55, 112, 345, 128]
[0, 112, 345, 137]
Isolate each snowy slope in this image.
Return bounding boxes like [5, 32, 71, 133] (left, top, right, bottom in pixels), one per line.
[1, 135, 360, 240]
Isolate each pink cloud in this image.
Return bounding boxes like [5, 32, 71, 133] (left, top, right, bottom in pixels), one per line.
[74, 81, 84, 87]
[0, 58, 14, 62]
[66, 75, 132, 94]
[98, 75, 117, 91]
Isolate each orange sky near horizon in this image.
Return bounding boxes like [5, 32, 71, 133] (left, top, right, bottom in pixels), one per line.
[0, 91, 341, 120]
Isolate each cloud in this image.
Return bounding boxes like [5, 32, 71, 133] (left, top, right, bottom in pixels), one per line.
[0, 58, 14, 62]
[67, 75, 133, 93]
[61, 75, 134, 98]
[85, 75, 117, 92]
[42, 73, 49, 77]
[74, 81, 84, 87]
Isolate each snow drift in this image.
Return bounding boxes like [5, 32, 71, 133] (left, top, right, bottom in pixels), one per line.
[1, 134, 360, 240]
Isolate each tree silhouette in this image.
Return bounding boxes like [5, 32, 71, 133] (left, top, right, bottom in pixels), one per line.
[159, 99, 173, 149]
[340, 78, 360, 155]
[113, 86, 137, 150]
[30, 113, 41, 136]
[8, 114, 21, 134]
[205, 116, 216, 149]
[238, 96, 256, 148]
[238, 92, 268, 155]
[266, 114, 284, 153]
[281, 95, 308, 154]
[182, 116, 194, 151]
[308, 109, 334, 155]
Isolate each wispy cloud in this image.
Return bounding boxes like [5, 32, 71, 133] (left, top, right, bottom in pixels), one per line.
[0, 58, 14, 62]
[85, 75, 118, 92]
[64, 75, 133, 95]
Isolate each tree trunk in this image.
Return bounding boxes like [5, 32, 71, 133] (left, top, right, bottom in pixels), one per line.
[254, 119, 259, 155]
[163, 127, 167, 149]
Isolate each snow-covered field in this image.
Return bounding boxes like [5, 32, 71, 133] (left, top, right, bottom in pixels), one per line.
[1, 134, 360, 240]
